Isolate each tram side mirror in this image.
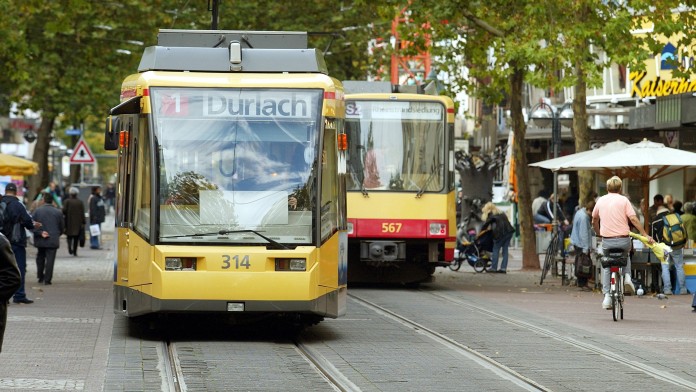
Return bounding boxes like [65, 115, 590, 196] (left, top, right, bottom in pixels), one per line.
[104, 116, 120, 151]
[105, 96, 141, 150]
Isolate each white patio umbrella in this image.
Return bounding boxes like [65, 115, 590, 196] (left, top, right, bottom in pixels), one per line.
[529, 140, 629, 171]
[530, 138, 696, 230]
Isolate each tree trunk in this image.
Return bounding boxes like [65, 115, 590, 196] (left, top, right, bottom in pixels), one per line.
[574, 44, 594, 206]
[510, 66, 539, 270]
[27, 114, 56, 203]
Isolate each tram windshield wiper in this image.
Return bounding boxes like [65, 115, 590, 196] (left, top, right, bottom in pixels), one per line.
[218, 229, 289, 249]
[161, 229, 289, 249]
[415, 164, 441, 198]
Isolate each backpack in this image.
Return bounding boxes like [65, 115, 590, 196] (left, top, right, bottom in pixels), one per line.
[0, 200, 9, 236]
[661, 212, 687, 249]
[0, 200, 21, 243]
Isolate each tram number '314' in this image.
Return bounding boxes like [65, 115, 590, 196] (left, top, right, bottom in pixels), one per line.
[381, 223, 402, 233]
[222, 255, 251, 269]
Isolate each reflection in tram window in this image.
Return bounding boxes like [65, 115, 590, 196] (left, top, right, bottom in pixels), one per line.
[151, 88, 321, 244]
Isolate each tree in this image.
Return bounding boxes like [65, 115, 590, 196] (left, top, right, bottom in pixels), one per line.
[385, 1, 576, 269]
[0, 1, 389, 202]
[0, 0, 171, 201]
[376, 1, 696, 269]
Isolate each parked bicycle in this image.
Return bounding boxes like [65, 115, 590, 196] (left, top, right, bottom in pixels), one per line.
[539, 224, 571, 285]
[601, 248, 629, 321]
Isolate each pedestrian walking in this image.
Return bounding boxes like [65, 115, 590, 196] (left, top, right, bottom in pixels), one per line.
[88, 186, 106, 250]
[62, 187, 85, 256]
[32, 192, 65, 285]
[480, 202, 515, 273]
[0, 232, 20, 352]
[1, 183, 41, 304]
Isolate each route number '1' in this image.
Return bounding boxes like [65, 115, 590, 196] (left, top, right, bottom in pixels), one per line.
[381, 223, 402, 233]
[222, 255, 251, 269]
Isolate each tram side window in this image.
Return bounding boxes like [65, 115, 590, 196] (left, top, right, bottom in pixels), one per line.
[132, 117, 152, 239]
[320, 126, 339, 242]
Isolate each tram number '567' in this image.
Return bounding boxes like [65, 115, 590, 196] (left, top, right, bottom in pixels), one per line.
[381, 223, 402, 233]
[222, 255, 251, 269]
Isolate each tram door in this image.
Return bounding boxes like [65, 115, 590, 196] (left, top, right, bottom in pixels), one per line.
[114, 114, 152, 288]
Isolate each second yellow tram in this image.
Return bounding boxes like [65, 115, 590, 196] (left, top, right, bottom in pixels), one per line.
[344, 82, 456, 284]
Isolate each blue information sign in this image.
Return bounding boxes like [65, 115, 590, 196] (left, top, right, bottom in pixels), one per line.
[65, 128, 81, 136]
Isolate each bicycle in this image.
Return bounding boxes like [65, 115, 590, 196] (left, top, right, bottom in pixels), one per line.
[539, 225, 569, 285]
[601, 248, 628, 321]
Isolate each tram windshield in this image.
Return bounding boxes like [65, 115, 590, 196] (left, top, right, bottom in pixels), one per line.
[344, 99, 446, 193]
[151, 87, 322, 245]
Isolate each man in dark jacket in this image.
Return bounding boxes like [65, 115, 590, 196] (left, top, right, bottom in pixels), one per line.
[0, 232, 21, 352]
[62, 187, 85, 256]
[1, 183, 40, 304]
[32, 192, 65, 285]
[88, 186, 106, 249]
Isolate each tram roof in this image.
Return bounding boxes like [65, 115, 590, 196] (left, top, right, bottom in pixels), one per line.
[138, 29, 327, 74]
[157, 29, 308, 49]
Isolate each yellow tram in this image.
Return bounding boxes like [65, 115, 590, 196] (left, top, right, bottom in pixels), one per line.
[344, 82, 456, 284]
[104, 30, 347, 325]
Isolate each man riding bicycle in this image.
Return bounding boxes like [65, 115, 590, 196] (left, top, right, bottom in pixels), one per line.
[592, 176, 653, 309]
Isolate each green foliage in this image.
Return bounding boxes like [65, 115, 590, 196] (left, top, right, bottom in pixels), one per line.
[0, 1, 392, 186]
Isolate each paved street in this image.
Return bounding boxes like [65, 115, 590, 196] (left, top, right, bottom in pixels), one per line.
[1, 218, 695, 391]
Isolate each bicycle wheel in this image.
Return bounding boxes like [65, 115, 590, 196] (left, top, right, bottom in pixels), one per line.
[540, 234, 557, 285]
[612, 273, 620, 321]
[618, 275, 624, 320]
[449, 258, 462, 271]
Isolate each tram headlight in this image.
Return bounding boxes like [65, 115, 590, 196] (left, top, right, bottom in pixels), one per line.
[347, 222, 354, 234]
[429, 223, 447, 236]
[275, 258, 306, 271]
[165, 257, 197, 271]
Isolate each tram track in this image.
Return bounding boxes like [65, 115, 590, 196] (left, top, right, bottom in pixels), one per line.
[157, 337, 358, 392]
[349, 293, 549, 392]
[424, 290, 696, 391]
[293, 339, 362, 392]
[161, 341, 186, 392]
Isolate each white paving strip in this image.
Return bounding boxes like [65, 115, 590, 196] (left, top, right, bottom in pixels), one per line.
[0, 378, 85, 390]
[8, 316, 100, 324]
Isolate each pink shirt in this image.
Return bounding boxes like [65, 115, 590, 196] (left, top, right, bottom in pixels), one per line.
[592, 193, 636, 237]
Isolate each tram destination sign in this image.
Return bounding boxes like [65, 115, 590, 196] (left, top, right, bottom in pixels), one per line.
[152, 88, 321, 120]
[346, 101, 444, 120]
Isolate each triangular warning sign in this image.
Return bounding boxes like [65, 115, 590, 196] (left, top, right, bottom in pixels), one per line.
[70, 139, 96, 164]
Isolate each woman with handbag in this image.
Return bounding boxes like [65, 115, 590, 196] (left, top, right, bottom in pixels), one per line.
[62, 187, 85, 257]
[88, 186, 106, 250]
[480, 202, 516, 273]
[570, 199, 596, 291]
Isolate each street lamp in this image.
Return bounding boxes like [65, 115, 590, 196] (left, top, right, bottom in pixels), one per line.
[528, 100, 573, 239]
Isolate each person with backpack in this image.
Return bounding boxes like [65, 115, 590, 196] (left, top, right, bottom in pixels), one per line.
[651, 199, 688, 295]
[1, 183, 41, 304]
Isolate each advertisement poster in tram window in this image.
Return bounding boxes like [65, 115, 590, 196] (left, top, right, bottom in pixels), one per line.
[151, 88, 321, 120]
[345, 101, 444, 121]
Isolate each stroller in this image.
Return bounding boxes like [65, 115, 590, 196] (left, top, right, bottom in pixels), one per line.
[451, 228, 494, 272]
